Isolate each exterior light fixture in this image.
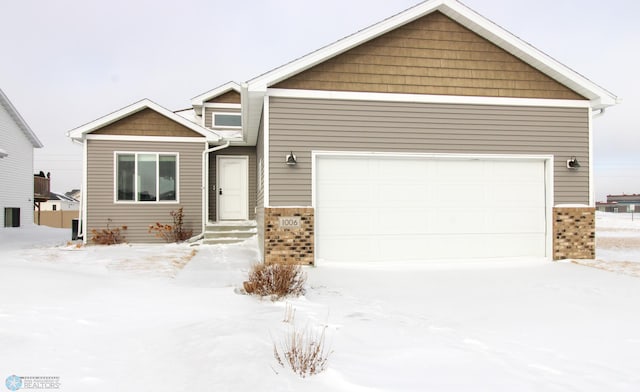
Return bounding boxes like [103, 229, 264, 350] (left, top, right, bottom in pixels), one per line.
[566, 156, 580, 169]
[286, 151, 297, 166]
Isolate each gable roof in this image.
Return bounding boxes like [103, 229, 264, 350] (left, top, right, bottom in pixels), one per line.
[242, 0, 619, 139]
[191, 81, 241, 115]
[0, 88, 43, 148]
[67, 99, 222, 142]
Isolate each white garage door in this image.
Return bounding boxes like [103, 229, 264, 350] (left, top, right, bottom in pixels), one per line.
[315, 154, 548, 262]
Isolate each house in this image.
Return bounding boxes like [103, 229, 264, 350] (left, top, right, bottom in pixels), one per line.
[40, 192, 80, 212]
[35, 191, 80, 229]
[0, 88, 44, 227]
[67, 0, 618, 262]
[596, 194, 640, 213]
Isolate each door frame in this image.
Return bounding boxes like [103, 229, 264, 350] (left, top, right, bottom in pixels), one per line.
[312, 150, 554, 263]
[216, 155, 249, 221]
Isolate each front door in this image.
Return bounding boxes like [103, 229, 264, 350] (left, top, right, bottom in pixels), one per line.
[217, 156, 248, 220]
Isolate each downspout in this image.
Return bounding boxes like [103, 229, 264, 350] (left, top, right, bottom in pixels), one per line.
[189, 139, 231, 242]
[588, 108, 606, 206]
[592, 108, 606, 119]
[71, 138, 85, 240]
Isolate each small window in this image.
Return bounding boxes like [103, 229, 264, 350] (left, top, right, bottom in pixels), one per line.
[4, 208, 20, 227]
[115, 152, 178, 203]
[212, 113, 241, 128]
[52, 205, 57, 211]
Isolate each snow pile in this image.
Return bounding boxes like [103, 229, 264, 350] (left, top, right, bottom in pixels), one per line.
[0, 223, 639, 391]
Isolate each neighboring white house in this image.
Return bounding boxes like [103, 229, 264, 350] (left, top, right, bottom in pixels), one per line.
[0, 88, 43, 227]
[40, 192, 79, 211]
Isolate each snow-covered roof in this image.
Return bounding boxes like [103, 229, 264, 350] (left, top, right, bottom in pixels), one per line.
[174, 108, 200, 124]
[0, 88, 43, 148]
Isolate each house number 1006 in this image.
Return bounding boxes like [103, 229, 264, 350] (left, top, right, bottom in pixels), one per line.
[279, 216, 301, 229]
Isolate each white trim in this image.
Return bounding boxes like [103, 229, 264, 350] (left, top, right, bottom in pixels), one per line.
[113, 151, 180, 204]
[82, 140, 88, 243]
[203, 103, 241, 109]
[588, 107, 594, 206]
[191, 81, 241, 107]
[247, 0, 617, 108]
[67, 99, 221, 142]
[0, 88, 43, 148]
[216, 155, 249, 221]
[210, 111, 242, 129]
[311, 150, 554, 262]
[87, 134, 207, 143]
[545, 157, 555, 258]
[267, 88, 591, 108]
[263, 95, 270, 207]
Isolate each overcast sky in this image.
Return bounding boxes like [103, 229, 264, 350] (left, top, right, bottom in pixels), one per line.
[1, 0, 637, 201]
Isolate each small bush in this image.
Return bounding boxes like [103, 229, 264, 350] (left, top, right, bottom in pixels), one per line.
[244, 263, 306, 300]
[273, 326, 331, 378]
[148, 207, 193, 243]
[91, 222, 127, 245]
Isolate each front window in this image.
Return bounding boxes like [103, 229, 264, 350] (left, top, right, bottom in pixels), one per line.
[212, 113, 241, 128]
[115, 152, 178, 202]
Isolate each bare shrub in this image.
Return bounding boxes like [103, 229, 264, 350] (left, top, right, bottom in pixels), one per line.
[91, 221, 127, 245]
[148, 207, 193, 243]
[282, 303, 296, 324]
[244, 263, 306, 300]
[273, 326, 331, 378]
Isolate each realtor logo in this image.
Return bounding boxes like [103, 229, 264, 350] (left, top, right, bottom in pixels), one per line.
[4, 375, 60, 390]
[5, 375, 22, 391]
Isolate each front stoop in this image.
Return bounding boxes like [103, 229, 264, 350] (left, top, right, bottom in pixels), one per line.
[203, 221, 257, 245]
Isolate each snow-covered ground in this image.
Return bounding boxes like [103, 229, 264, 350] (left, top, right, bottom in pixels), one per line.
[1, 213, 639, 391]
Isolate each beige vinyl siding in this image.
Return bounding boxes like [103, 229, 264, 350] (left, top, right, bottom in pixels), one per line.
[86, 139, 205, 243]
[268, 97, 589, 205]
[274, 12, 584, 100]
[208, 146, 257, 221]
[204, 107, 241, 129]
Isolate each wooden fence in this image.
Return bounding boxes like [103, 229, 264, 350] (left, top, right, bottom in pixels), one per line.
[34, 210, 79, 229]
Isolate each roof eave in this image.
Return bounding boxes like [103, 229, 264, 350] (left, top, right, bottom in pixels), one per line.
[0, 88, 43, 148]
[66, 99, 222, 142]
[246, 0, 618, 108]
[190, 81, 242, 107]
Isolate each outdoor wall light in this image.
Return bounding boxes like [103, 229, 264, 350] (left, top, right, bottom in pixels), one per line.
[286, 151, 297, 166]
[566, 156, 580, 169]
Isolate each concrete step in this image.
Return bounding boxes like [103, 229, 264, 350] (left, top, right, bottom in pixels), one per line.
[203, 237, 252, 245]
[203, 221, 257, 245]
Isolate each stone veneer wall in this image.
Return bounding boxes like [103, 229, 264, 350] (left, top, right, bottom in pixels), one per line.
[553, 207, 595, 260]
[264, 207, 314, 265]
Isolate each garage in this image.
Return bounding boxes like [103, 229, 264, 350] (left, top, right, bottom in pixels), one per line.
[314, 153, 550, 262]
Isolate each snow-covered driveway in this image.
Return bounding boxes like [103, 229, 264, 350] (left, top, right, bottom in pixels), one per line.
[0, 213, 639, 391]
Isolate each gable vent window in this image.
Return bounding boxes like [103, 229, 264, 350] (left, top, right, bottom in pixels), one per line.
[115, 152, 178, 203]
[212, 113, 241, 128]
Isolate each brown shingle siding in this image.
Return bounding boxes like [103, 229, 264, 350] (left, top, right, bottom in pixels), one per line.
[92, 108, 202, 137]
[274, 12, 585, 100]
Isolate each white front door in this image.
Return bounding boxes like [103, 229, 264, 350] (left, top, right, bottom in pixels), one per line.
[217, 156, 248, 220]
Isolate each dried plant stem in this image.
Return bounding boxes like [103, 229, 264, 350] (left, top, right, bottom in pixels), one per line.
[273, 326, 331, 378]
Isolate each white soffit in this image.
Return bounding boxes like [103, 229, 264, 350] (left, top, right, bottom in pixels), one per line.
[0, 88, 43, 148]
[66, 99, 222, 142]
[246, 0, 617, 108]
[191, 81, 242, 110]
